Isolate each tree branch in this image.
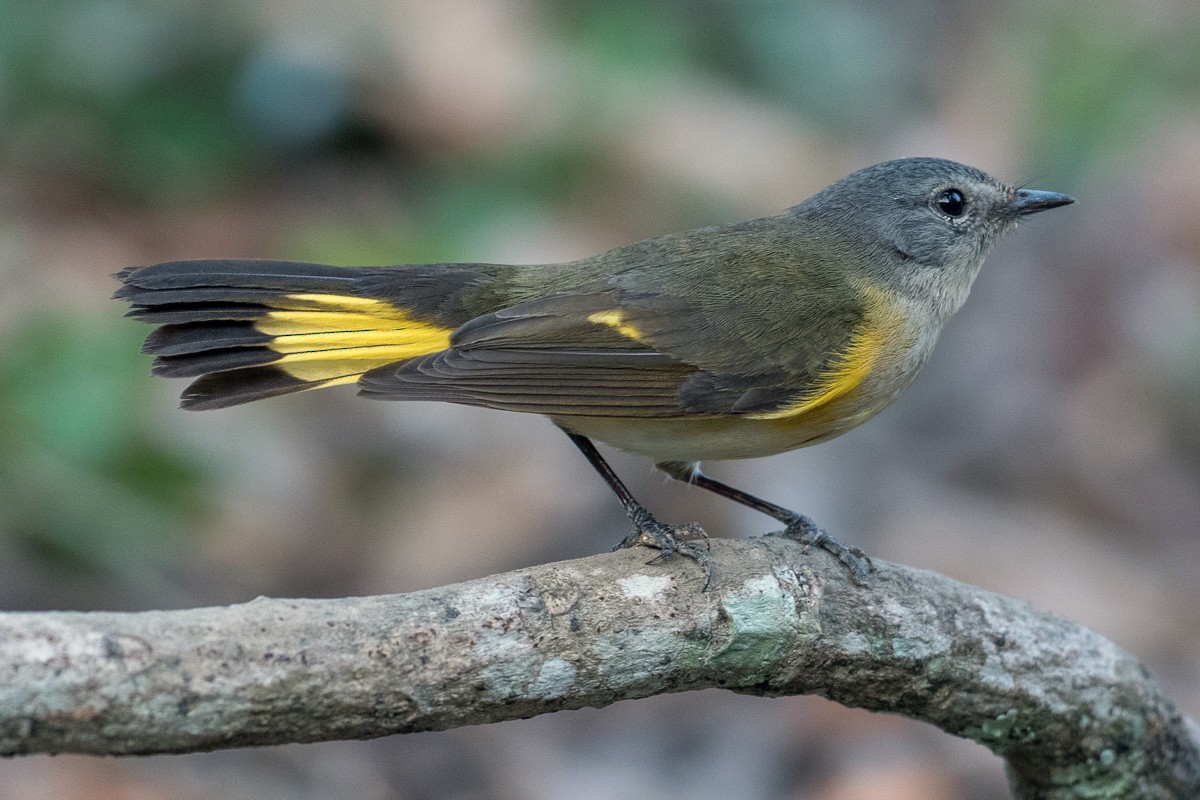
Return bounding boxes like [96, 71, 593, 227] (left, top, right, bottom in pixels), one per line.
[2, 536, 1196, 798]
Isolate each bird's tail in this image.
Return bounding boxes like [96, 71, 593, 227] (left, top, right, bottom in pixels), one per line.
[115, 260, 486, 410]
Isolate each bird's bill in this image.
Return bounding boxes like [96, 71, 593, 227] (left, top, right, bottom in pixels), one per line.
[1011, 188, 1075, 216]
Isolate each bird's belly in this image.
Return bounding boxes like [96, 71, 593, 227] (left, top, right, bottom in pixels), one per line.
[554, 379, 904, 463]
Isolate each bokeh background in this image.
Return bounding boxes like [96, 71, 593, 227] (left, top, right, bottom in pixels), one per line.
[2, 0, 1199, 798]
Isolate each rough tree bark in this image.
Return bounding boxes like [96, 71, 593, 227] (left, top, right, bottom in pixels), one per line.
[1, 535, 1197, 799]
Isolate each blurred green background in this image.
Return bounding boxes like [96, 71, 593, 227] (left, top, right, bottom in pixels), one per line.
[3, 1, 1199, 798]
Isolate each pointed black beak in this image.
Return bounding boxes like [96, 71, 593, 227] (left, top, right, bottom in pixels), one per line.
[1011, 188, 1075, 216]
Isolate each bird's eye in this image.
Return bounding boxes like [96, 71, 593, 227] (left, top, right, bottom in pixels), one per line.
[936, 188, 966, 217]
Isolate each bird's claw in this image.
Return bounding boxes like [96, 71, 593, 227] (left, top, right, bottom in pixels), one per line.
[615, 509, 713, 589]
[774, 514, 873, 584]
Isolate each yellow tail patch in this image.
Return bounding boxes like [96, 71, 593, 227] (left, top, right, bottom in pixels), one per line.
[258, 293, 452, 385]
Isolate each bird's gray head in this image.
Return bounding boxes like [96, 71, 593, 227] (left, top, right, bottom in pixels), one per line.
[796, 157, 1073, 319]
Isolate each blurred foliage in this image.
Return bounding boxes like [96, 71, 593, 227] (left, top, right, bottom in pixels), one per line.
[282, 149, 606, 266]
[0, 312, 209, 579]
[1018, 1, 1200, 179]
[549, 0, 929, 134]
[0, 0, 357, 202]
[548, 0, 698, 80]
[694, 0, 931, 133]
[0, 0, 257, 199]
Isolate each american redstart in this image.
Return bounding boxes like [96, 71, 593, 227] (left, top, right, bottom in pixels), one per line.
[115, 157, 1073, 582]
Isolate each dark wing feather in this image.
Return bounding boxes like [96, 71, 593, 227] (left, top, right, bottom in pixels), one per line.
[368, 348, 690, 416]
[359, 289, 696, 417]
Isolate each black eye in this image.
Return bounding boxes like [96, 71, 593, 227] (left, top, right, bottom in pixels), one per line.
[936, 188, 966, 217]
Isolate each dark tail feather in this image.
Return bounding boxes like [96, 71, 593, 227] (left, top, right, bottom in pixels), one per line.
[180, 367, 350, 411]
[115, 260, 359, 291]
[116, 259, 466, 408]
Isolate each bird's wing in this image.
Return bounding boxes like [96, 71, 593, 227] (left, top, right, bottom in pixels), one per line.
[359, 275, 868, 419]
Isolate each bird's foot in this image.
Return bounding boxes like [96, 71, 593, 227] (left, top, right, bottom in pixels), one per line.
[772, 514, 873, 584]
[614, 507, 713, 589]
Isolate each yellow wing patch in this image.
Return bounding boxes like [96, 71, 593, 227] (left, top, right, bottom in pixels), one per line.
[587, 310, 644, 341]
[748, 281, 906, 421]
[257, 293, 453, 384]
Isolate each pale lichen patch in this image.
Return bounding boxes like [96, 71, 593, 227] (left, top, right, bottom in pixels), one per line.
[616, 574, 672, 601]
[529, 659, 577, 700]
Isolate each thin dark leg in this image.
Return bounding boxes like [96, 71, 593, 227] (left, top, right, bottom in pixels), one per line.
[658, 461, 872, 582]
[562, 431, 644, 518]
[561, 430, 711, 585]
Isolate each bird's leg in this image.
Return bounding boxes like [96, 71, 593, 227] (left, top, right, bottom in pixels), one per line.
[657, 461, 872, 583]
[561, 430, 711, 584]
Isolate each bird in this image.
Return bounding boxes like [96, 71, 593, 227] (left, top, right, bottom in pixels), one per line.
[115, 157, 1074, 583]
